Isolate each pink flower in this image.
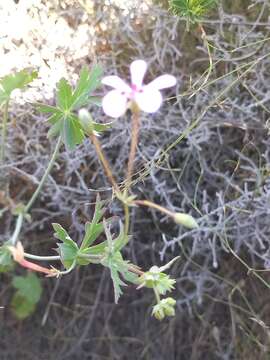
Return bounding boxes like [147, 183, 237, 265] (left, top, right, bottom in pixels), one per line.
[102, 60, 176, 118]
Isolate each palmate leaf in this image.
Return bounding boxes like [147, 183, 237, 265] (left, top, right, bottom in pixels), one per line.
[0, 69, 37, 105]
[11, 273, 42, 319]
[101, 221, 138, 303]
[35, 65, 104, 151]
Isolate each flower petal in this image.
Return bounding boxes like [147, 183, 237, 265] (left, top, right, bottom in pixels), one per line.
[102, 90, 127, 118]
[130, 60, 147, 88]
[147, 74, 176, 90]
[135, 87, 162, 113]
[102, 75, 130, 92]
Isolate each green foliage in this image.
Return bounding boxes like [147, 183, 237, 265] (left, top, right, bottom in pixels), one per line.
[169, 0, 218, 24]
[101, 221, 138, 303]
[0, 245, 14, 273]
[152, 297, 176, 320]
[52, 222, 79, 269]
[0, 69, 38, 106]
[80, 196, 107, 250]
[139, 266, 176, 295]
[35, 65, 104, 150]
[11, 273, 42, 319]
[53, 197, 114, 268]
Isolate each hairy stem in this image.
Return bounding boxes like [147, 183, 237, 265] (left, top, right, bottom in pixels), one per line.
[134, 199, 175, 218]
[0, 100, 9, 164]
[89, 133, 120, 192]
[124, 199, 130, 237]
[126, 110, 140, 189]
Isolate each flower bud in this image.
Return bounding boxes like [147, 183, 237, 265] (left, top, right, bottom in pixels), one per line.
[78, 108, 94, 135]
[173, 212, 199, 229]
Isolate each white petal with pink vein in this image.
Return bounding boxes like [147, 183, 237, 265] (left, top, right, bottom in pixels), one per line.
[101, 60, 176, 118]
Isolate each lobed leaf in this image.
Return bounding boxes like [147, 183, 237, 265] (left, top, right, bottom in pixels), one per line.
[0, 69, 38, 105]
[12, 272, 42, 304]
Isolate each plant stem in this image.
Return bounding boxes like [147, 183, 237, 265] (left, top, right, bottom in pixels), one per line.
[10, 213, 23, 245]
[123, 110, 141, 237]
[126, 110, 140, 189]
[24, 253, 60, 261]
[154, 286, 161, 304]
[134, 199, 175, 218]
[0, 100, 9, 164]
[10, 137, 62, 245]
[24, 252, 102, 262]
[89, 133, 120, 192]
[124, 199, 130, 237]
[25, 136, 62, 213]
[128, 264, 144, 276]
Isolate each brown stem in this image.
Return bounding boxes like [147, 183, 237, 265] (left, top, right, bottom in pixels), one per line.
[134, 199, 175, 218]
[128, 264, 144, 276]
[89, 134, 120, 192]
[126, 110, 140, 189]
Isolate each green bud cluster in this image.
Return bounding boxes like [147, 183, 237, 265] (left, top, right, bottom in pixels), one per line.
[152, 297, 176, 320]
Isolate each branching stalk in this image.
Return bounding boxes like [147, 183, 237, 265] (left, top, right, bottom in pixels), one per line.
[89, 133, 120, 192]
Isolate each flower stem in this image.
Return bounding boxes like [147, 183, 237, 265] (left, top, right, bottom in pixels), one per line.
[24, 253, 60, 261]
[10, 137, 62, 245]
[153, 286, 161, 304]
[126, 110, 140, 189]
[124, 198, 130, 237]
[89, 133, 120, 192]
[10, 213, 23, 245]
[128, 263, 144, 276]
[133, 199, 175, 218]
[0, 100, 9, 164]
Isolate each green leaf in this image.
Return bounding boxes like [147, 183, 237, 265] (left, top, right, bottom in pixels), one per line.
[0, 245, 14, 273]
[11, 293, 36, 320]
[36, 65, 102, 151]
[56, 78, 73, 110]
[34, 103, 59, 114]
[12, 273, 42, 304]
[52, 223, 79, 269]
[57, 240, 78, 269]
[80, 196, 106, 249]
[63, 115, 85, 150]
[0, 69, 38, 105]
[71, 65, 102, 110]
[52, 223, 71, 242]
[101, 222, 138, 303]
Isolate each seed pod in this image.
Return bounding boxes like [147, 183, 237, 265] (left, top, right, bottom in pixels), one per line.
[173, 213, 199, 229]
